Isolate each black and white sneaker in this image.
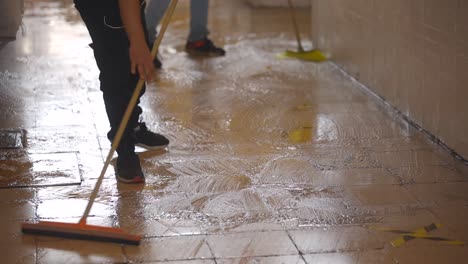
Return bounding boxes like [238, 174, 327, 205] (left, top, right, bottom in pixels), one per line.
[134, 122, 169, 150]
[115, 154, 145, 184]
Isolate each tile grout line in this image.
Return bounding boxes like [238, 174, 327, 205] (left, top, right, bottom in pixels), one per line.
[203, 236, 219, 264]
[86, 93, 106, 164]
[34, 237, 38, 264]
[285, 229, 308, 263]
[121, 244, 129, 264]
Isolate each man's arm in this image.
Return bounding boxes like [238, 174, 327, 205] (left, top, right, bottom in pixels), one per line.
[118, 0, 154, 80]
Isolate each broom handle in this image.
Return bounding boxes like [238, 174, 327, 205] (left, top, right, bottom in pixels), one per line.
[287, 0, 304, 52]
[80, 0, 179, 225]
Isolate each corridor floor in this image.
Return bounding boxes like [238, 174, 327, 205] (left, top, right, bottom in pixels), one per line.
[1, 0, 467, 263]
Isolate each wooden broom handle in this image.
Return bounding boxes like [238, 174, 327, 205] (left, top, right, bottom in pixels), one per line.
[287, 0, 304, 52]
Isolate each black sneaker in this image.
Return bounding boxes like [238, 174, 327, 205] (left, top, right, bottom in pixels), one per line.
[148, 42, 163, 68]
[185, 38, 226, 57]
[115, 154, 145, 184]
[153, 55, 162, 69]
[134, 122, 169, 150]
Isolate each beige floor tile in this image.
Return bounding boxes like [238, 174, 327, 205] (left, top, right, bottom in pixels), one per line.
[0, 221, 36, 264]
[257, 156, 397, 186]
[148, 260, 216, 264]
[358, 136, 432, 152]
[374, 208, 440, 230]
[206, 222, 284, 234]
[370, 224, 457, 250]
[407, 182, 468, 205]
[303, 250, 396, 264]
[346, 185, 417, 206]
[161, 219, 204, 236]
[125, 235, 212, 262]
[312, 112, 410, 141]
[36, 239, 125, 264]
[206, 231, 298, 258]
[217, 255, 306, 264]
[0, 152, 81, 188]
[118, 218, 170, 238]
[36, 198, 114, 219]
[311, 168, 398, 186]
[304, 252, 360, 264]
[345, 209, 445, 247]
[454, 160, 468, 176]
[35, 107, 94, 129]
[35, 184, 100, 201]
[427, 200, 468, 242]
[0, 200, 35, 221]
[27, 126, 100, 155]
[289, 226, 384, 253]
[139, 192, 194, 218]
[297, 147, 382, 170]
[0, 188, 36, 202]
[1, 242, 36, 264]
[389, 245, 468, 264]
[388, 165, 467, 184]
[376, 149, 453, 168]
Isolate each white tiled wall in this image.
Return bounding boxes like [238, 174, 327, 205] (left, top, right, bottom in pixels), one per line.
[311, 0, 468, 160]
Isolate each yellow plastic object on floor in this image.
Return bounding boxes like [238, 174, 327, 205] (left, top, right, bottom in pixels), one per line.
[278, 49, 327, 62]
[289, 126, 313, 143]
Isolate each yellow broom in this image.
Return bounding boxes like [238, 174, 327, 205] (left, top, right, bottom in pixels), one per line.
[278, 0, 327, 62]
[21, 0, 179, 245]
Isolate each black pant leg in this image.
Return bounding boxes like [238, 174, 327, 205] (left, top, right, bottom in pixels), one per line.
[74, 2, 146, 156]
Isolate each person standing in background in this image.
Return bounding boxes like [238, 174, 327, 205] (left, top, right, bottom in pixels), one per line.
[145, 0, 225, 68]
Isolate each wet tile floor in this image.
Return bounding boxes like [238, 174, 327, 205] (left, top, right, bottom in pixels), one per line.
[1, 0, 468, 263]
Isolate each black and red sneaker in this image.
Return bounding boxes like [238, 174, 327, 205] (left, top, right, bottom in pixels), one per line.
[115, 154, 145, 184]
[185, 38, 226, 57]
